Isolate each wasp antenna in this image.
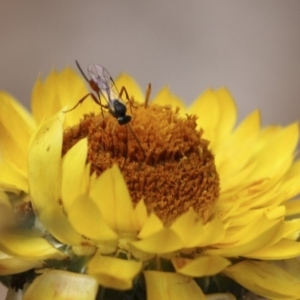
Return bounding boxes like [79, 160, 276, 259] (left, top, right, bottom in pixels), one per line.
[75, 60, 90, 83]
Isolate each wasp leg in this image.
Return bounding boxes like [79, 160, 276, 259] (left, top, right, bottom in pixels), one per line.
[119, 86, 138, 116]
[96, 91, 110, 118]
[120, 125, 128, 171]
[128, 124, 145, 161]
[63, 93, 103, 113]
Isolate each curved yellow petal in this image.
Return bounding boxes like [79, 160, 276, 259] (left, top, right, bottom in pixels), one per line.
[188, 89, 220, 144]
[283, 219, 300, 239]
[205, 217, 284, 257]
[0, 250, 42, 275]
[247, 123, 298, 182]
[27, 114, 83, 245]
[39, 207, 84, 246]
[24, 269, 98, 300]
[172, 256, 231, 277]
[0, 159, 28, 192]
[216, 110, 260, 178]
[207, 293, 236, 300]
[134, 198, 149, 229]
[144, 271, 206, 300]
[224, 260, 300, 300]
[213, 88, 237, 149]
[131, 228, 182, 254]
[62, 138, 88, 211]
[31, 68, 96, 127]
[89, 165, 136, 233]
[0, 91, 35, 172]
[152, 86, 186, 112]
[115, 73, 145, 104]
[197, 218, 226, 247]
[28, 114, 63, 214]
[0, 191, 16, 230]
[138, 213, 164, 239]
[245, 239, 300, 260]
[170, 210, 225, 248]
[285, 198, 300, 217]
[280, 161, 300, 199]
[87, 252, 142, 290]
[68, 195, 118, 241]
[0, 229, 64, 260]
[273, 258, 300, 279]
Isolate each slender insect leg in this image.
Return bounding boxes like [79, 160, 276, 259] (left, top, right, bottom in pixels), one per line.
[128, 124, 145, 160]
[119, 86, 138, 115]
[144, 83, 152, 109]
[120, 126, 128, 171]
[96, 91, 110, 119]
[63, 93, 103, 113]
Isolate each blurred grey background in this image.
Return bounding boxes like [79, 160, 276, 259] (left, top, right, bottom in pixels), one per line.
[1, 0, 300, 298]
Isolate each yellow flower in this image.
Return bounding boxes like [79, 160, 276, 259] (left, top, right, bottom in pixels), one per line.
[1, 66, 300, 299]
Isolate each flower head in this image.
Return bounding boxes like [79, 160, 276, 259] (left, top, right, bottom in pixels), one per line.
[1, 66, 300, 300]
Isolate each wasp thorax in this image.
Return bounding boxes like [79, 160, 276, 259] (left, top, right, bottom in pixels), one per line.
[63, 103, 219, 225]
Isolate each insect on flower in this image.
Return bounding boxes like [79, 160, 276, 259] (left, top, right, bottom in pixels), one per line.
[65, 61, 135, 124]
[64, 61, 149, 164]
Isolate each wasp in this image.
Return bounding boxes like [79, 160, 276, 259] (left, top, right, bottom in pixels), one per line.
[64, 61, 137, 124]
[64, 61, 149, 164]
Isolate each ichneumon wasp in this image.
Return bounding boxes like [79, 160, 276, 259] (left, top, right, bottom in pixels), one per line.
[64, 61, 150, 166]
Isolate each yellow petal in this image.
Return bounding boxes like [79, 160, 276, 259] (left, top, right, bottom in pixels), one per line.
[170, 209, 203, 247]
[0, 159, 28, 192]
[95, 240, 118, 254]
[152, 86, 186, 112]
[31, 68, 96, 127]
[28, 114, 63, 214]
[216, 110, 260, 178]
[62, 138, 88, 211]
[144, 271, 206, 300]
[138, 213, 164, 239]
[197, 218, 226, 247]
[224, 260, 300, 300]
[245, 239, 300, 260]
[283, 219, 300, 239]
[0, 191, 16, 230]
[87, 252, 142, 290]
[188, 89, 220, 143]
[207, 293, 236, 300]
[68, 195, 118, 241]
[89, 165, 136, 233]
[131, 228, 182, 254]
[0, 229, 64, 260]
[0, 91, 35, 172]
[212, 88, 237, 149]
[0, 250, 42, 275]
[39, 206, 84, 246]
[114, 73, 145, 104]
[24, 269, 98, 300]
[205, 216, 284, 257]
[172, 256, 231, 277]
[170, 210, 225, 248]
[273, 258, 300, 279]
[72, 245, 96, 256]
[285, 198, 300, 217]
[247, 123, 298, 182]
[134, 199, 149, 229]
[280, 160, 300, 199]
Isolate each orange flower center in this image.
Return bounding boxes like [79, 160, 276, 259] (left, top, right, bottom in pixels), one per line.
[63, 103, 219, 225]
